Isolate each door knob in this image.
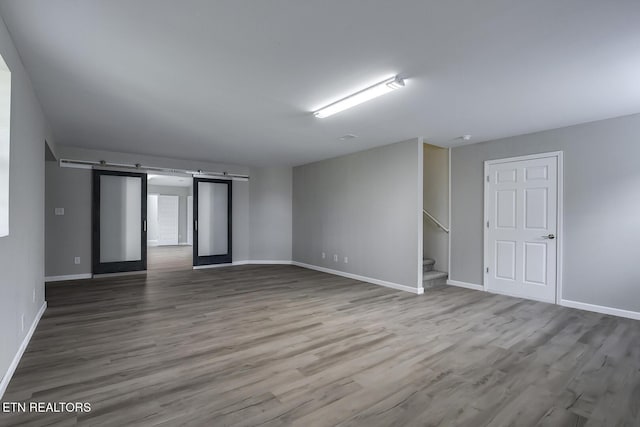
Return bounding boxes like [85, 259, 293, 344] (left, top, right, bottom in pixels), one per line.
[543, 234, 555, 239]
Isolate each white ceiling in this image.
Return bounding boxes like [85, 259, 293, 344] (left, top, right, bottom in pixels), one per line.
[1, 0, 639, 166]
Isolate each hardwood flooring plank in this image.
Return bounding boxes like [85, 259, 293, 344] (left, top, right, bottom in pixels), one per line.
[1, 265, 638, 426]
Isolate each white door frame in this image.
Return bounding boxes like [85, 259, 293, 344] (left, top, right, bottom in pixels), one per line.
[483, 151, 564, 304]
[187, 195, 193, 246]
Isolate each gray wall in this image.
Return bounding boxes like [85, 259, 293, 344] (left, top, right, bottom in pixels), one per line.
[45, 162, 91, 276]
[0, 62, 9, 238]
[45, 148, 250, 276]
[249, 167, 292, 261]
[45, 148, 293, 276]
[423, 143, 449, 272]
[293, 139, 423, 290]
[148, 184, 190, 245]
[0, 17, 55, 391]
[451, 112, 640, 312]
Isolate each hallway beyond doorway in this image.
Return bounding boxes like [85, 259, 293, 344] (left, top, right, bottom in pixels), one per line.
[147, 245, 192, 272]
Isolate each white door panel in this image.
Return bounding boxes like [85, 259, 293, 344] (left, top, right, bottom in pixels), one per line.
[486, 155, 558, 303]
[147, 194, 159, 246]
[157, 195, 179, 246]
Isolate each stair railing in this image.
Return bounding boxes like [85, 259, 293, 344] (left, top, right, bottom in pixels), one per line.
[423, 209, 449, 233]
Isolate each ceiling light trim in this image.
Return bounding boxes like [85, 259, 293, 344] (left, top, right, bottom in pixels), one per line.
[313, 75, 406, 118]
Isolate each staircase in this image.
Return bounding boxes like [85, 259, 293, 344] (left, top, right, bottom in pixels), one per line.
[423, 258, 448, 288]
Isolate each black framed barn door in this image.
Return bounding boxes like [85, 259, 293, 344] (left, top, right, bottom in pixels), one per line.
[193, 178, 232, 266]
[92, 170, 147, 274]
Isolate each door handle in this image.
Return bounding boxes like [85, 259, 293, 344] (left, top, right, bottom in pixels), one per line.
[143, 220, 147, 232]
[195, 220, 198, 232]
[542, 234, 555, 239]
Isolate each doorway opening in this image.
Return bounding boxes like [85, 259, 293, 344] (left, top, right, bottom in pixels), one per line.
[422, 143, 450, 289]
[91, 169, 234, 276]
[147, 174, 193, 272]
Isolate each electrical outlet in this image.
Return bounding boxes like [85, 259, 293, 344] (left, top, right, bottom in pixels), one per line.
[54, 207, 65, 216]
[344, 257, 348, 264]
[333, 254, 338, 262]
[321, 252, 326, 259]
[74, 257, 81, 265]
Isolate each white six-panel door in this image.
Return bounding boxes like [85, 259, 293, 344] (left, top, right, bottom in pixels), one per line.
[485, 154, 559, 303]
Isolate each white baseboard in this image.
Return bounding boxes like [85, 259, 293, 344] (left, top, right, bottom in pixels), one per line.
[193, 263, 234, 270]
[560, 299, 640, 321]
[446, 279, 484, 291]
[445, 279, 640, 321]
[247, 260, 293, 265]
[193, 260, 292, 270]
[292, 261, 424, 295]
[48, 261, 293, 277]
[92, 271, 146, 278]
[0, 301, 47, 399]
[45, 273, 92, 282]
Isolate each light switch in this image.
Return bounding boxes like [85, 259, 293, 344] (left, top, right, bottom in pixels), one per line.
[55, 208, 65, 216]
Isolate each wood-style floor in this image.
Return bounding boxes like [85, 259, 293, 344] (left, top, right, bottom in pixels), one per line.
[2, 265, 639, 426]
[147, 245, 193, 273]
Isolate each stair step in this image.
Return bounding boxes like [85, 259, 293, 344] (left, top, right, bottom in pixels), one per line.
[423, 258, 435, 272]
[423, 270, 448, 288]
[423, 270, 447, 280]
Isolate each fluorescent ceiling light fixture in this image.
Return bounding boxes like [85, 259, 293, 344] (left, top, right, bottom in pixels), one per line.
[313, 75, 406, 118]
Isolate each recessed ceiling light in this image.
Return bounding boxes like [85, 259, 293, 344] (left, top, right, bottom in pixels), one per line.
[462, 135, 472, 141]
[314, 75, 406, 119]
[339, 134, 358, 140]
